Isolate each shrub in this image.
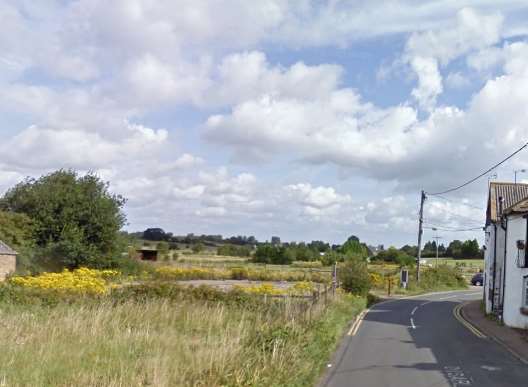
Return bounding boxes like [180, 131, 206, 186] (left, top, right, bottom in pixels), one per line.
[408, 265, 466, 291]
[368, 272, 384, 288]
[291, 261, 323, 269]
[217, 244, 252, 257]
[338, 257, 371, 296]
[9, 268, 119, 295]
[191, 243, 205, 254]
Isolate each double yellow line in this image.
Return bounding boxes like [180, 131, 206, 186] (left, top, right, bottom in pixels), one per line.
[453, 303, 486, 339]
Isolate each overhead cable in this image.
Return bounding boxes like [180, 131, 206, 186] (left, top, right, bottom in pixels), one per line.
[427, 142, 528, 196]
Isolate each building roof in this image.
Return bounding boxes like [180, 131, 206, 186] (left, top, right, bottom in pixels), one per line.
[504, 196, 528, 215]
[487, 182, 528, 223]
[0, 240, 16, 255]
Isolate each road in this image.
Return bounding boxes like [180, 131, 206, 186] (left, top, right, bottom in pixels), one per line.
[321, 289, 527, 387]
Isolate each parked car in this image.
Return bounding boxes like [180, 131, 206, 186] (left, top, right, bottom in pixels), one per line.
[471, 272, 483, 286]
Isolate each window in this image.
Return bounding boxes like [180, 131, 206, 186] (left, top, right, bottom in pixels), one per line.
[524, 276, 528, 308]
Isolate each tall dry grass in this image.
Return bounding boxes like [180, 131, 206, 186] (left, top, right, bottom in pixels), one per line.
[0, 292, 362, 386]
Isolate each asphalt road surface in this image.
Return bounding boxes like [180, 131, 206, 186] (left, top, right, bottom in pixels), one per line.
[321, 289, 527, 387]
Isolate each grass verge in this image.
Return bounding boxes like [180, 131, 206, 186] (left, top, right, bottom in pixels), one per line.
[0, 285, 364, 386]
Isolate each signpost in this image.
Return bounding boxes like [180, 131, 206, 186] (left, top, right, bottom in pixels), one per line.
[401, 269, 409, 289]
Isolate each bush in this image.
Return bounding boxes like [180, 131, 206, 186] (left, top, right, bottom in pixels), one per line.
[320, 251, 345, 266]
[191, 243, 205, 254]
[291, 261, 323, 268]
[217, 244, 251, 257]
[408, 265, 466, 291]
[338, 257, 371, 296]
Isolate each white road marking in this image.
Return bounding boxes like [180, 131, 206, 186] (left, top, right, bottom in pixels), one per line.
[411, 306, 418, 315]
[444, 366, 473, 385]
[481, 365, 500, 371]
[410, 317, 416, 329]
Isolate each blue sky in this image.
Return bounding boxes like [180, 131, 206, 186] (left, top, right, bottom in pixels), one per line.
[2, 1, 528, 247]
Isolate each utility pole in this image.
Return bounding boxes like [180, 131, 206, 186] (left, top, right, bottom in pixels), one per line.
[432, 234, 443, 268]
[416, 190, 426, 282]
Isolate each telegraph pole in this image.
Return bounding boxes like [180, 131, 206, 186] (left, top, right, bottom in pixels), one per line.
[432, 234, 443, 268]
[416, 190, 426, 282]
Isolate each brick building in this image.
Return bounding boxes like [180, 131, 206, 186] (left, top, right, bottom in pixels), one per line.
[0, 240, 17, 280]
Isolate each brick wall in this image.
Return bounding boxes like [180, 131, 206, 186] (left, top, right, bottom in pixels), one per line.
[0, 254, 16, 280]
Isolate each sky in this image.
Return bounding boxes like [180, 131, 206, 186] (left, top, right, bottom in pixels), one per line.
[2, 1, 528, 247]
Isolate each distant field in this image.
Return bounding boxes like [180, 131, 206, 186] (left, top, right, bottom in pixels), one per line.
[421, 258, 484, 268]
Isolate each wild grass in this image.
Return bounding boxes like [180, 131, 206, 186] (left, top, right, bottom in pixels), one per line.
[0, 289, 364, 386]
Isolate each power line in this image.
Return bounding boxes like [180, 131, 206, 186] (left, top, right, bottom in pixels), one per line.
[424, 225, 483, 232]
[427, 141, 528, 196]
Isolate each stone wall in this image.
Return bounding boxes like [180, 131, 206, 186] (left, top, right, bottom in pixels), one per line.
[0, 254, 16, 280]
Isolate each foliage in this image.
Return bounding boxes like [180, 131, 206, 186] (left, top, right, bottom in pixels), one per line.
[254, 244, 292, 264]
[191, 242, 205, 253]
[291, 261, 323, 268]
[408, 265, 467, 291]
[338, 256, 371, 296]
[0, 210, 38, 273]
[9, 268, 119, 295]
[373, 246, 415, 267]
[0, 285, 364, 386]
[320, 251, 346, 266]
[152, 265, 331, 283]
[0, 170, 126, 269]
[368, 272, 384, 288]
[217, 244, 252, 257]
[340, 235, 369, 260]
[143, 227, 169, 241]
[234, 283, 284, 296]
[156, 241, 170, 261]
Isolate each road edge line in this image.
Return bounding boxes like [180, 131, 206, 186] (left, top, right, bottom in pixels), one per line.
[453, 303, 487, 338]
[459, 303, 528, 366]
[348, 309, 368, 336]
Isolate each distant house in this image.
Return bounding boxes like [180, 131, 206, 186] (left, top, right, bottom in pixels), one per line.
[0, 240, 17, 280]
[484, 182, 528, 327]
[136, 246, 158, 261]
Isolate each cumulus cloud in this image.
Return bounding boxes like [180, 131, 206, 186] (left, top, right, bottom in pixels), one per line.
[2, 1, 528, 245]
[403, 7, 502, 109]
[286, 183, 352, 217]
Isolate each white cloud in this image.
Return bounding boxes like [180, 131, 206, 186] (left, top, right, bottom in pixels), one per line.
[409, 56, 443, 110]
[0, 122, 168, 170]
[286, 183, 351, 217]
[445, 72, 471, 89]
[402, 8, 503, 109]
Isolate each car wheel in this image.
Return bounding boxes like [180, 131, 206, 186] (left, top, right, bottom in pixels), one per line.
[475, 281, 481, 286]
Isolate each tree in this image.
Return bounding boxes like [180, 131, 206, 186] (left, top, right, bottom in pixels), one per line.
[446, 240, 463, 259]
[0, 210, 36, 272]
[461, 239, 480, 259]
[0, 170, 126, 268]
[143, 228, 167, 241]
[400, 245, 418, 257]
[341, 235, 369, 260]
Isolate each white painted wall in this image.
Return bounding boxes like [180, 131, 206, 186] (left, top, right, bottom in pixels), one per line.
[484, 224, 494, 314]
[483, 222, 507, 315]
[503, 215, 528, 329]
[496, 225, 506, 310]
